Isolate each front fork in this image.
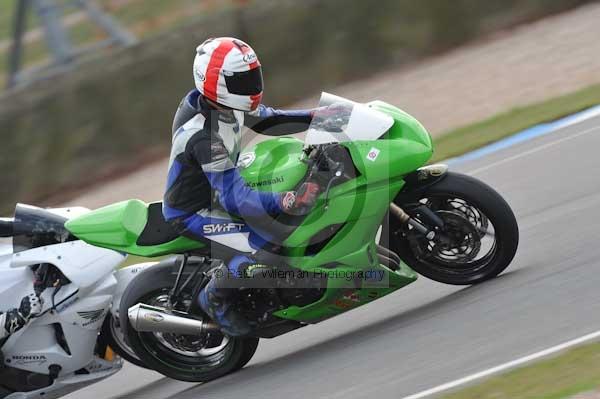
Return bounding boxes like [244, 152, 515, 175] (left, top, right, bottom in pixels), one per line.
[389, 164, 450, 240]
[390, 203, 438, 240]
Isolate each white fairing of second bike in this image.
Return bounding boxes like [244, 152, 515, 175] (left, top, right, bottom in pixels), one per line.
[0, 240, 126, 397]
[10, 241, 123, 292]
[112, 262, 160, 316]
[107, 262, 159, 343]
[0, 242, 12, 257]
[4, 359, 121, 399]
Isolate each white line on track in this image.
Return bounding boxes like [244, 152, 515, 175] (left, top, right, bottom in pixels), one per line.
[402, 329, 600, 399]
[469, 125, 600, 175]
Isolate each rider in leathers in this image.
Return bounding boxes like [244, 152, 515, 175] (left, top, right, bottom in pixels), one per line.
[163, 37, 320, 336]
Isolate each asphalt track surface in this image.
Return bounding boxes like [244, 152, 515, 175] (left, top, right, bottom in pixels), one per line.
[69, 115, 600, 399]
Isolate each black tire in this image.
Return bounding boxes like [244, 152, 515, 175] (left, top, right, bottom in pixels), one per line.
[383, 172, 519, 285]
[119, 261, 259, 382]
[100, 313, 148, 369]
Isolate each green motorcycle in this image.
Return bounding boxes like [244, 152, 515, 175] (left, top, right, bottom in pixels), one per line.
[65, 93, 519, 382]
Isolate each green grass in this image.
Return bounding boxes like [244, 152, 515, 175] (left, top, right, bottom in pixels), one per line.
[0, 39, 48, 84]
[0, 1, 36, 41]
[441, 342, 600, 399]
[108, 0, 205, 29]
[431, 83, 600, 163]
[0, 13, 109, 84]
[0, 0, 80, 41]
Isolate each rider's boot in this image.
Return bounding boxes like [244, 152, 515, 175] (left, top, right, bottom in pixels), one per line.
[198, 263, 251, 337]
[198, 256, 280, 336]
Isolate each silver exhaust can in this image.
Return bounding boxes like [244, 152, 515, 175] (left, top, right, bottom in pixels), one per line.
[128, 303, 220, 335]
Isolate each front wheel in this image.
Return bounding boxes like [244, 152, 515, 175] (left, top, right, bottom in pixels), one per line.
[382, 172, 519, 285]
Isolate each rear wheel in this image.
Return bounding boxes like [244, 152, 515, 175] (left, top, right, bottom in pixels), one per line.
[119, 262, 259, 382]
[383, 172, 519, 285]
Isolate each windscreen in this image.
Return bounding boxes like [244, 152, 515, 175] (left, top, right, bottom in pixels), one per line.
[304, 92, 394, 145]
[11, 204, 73, 253]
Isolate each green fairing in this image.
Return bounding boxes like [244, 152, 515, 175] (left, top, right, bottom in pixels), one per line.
[270, 102, 432, 323]
[239, 137, 308, 192]
[65, 200, 203, 257]
[66, 100, 434, 325]
[273, 262, 417, 323]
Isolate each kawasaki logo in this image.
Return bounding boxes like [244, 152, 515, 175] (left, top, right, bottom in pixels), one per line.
[246, 176, 284, 188]
[203, 223, 246, 235]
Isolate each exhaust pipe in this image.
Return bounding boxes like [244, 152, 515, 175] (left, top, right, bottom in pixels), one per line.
[128, 303, 220, 335]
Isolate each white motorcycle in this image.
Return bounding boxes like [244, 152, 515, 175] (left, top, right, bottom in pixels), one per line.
[0, 204, 153, 399]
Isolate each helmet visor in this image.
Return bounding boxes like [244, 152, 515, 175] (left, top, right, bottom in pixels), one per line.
[224, 67, 263, 96]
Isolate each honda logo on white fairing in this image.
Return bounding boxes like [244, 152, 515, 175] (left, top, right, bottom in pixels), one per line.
[12, 355, 48, 366]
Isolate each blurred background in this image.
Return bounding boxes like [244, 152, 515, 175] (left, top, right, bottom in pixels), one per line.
[0, 0, 599, 214]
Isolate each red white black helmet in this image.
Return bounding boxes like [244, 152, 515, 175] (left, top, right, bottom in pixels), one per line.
[193, 37, 263, 112]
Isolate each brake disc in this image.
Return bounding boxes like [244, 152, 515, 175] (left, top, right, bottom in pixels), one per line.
[411, 210, 482, 266]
